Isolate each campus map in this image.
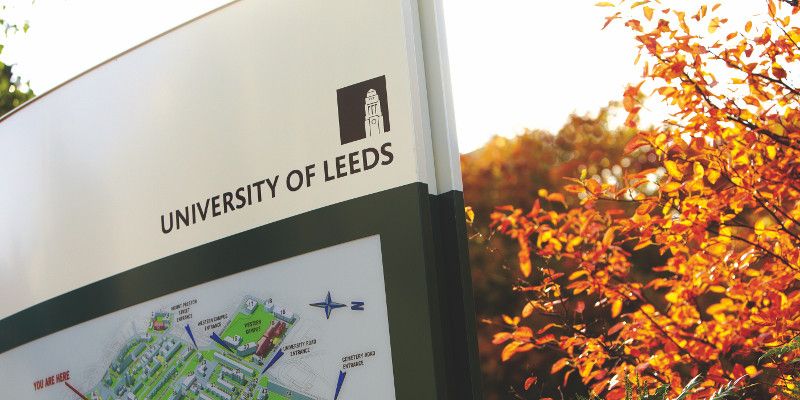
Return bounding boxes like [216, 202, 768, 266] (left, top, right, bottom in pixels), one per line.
[87, 295, 304, 400]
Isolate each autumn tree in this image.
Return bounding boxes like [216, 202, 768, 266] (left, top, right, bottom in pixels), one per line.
[461, 107, 667, 398]
[486, 1, 800, 398]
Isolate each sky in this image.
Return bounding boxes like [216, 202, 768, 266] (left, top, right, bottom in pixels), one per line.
[444, 1, 645, 151]
[0, 0, 702, 152]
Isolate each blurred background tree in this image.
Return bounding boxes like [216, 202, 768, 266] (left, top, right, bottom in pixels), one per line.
[0, 3, 34, 116]
[462, 104, 660, 399]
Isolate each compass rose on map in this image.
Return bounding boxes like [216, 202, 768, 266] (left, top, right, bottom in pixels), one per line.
[310, 291, 348, 319]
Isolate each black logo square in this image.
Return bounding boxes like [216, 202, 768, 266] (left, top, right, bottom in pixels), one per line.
[336, 76, 390, 145]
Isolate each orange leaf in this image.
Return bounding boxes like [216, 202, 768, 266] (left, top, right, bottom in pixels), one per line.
[569, 270, 588, 280]
[501, 341, 520, 361]
[603, 12, 622, 29]
[611, 299, 623, 318]
[709, 285, 726, 293]
[608, 321, 625, 335]
[624, 136, 649, 154]
[707, 169, 721, 184]
[665, 291, 679, 303]
[602, 228, 616, 247]
[579, 360, 596, 377]
[664, 160, 684, 179]
[551, 358, 569, 374]
[547, 192, 567, 205]
[566, 236, 583, 252]
[517, 344, 534, 353]
[537, 323, 560, 335]
[562, 370, 573, 387]
[663, 181, 682, 193]
[502, 314, 520, 326]
[492, 332, 513, 345]
[513, 326, 534, 340]
[708, 17, 720, 33]
[643, 6, 653, 20]
[564, 184, 584, 193]
[586, 178, 601, 194]
[767, 145, 777, 160]
[522, 301, 535, 318]
[519, 258, 532, 278]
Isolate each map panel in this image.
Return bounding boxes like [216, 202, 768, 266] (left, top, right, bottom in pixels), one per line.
[0, 236, 396, 400]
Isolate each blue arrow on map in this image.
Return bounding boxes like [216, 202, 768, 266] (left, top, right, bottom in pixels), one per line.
[210, 332, 233, 352]
[334, 370, 346, 400]
[262, 349, 284, 373]
[184, 324, 198, 349]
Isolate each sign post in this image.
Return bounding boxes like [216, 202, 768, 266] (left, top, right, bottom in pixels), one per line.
[0, 1, 482, 399]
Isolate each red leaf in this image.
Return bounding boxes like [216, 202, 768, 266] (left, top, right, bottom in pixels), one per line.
[524, 376, 537, 390]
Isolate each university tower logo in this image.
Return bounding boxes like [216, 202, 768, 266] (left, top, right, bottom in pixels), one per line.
[336, 75, 391, 145]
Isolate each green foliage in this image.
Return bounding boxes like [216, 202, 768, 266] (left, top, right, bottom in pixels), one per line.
[759, 335, 800, 364]
[673, 375, 703, 400]
[0, 3, 34, 117]
[0, 63, 34, 116]
[576, 375, 743, 400]
[707, 376, 747, 400]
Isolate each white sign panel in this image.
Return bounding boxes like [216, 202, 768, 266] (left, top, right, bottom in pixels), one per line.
[0, 0, 432, 318]
[0, 0, 480, 399]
